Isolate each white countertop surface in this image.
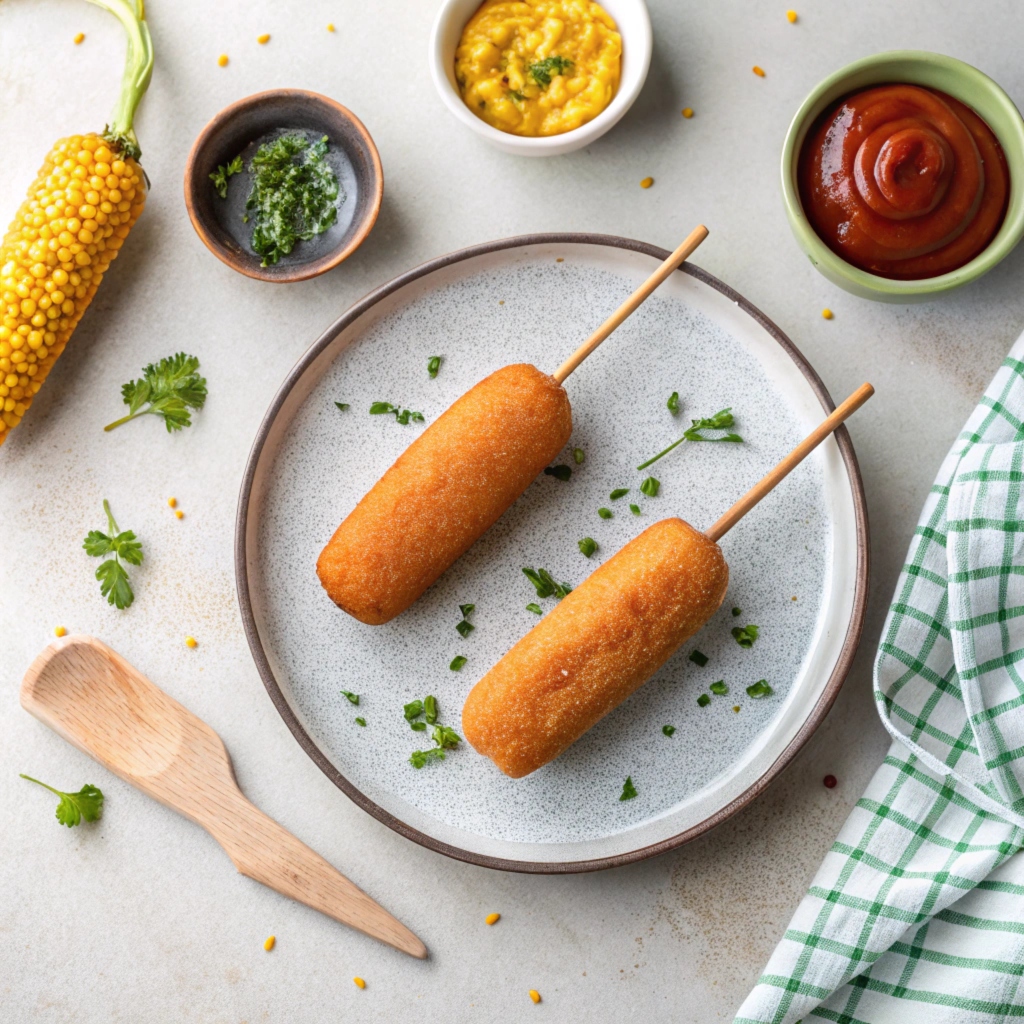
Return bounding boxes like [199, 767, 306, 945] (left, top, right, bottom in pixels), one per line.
[3, 1, 1023, 1020]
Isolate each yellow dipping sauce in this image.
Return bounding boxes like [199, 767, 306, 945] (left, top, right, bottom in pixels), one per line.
[455, 0, 622, 137]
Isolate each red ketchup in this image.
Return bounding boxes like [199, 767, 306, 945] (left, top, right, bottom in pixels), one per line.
[799, 84, 1009, 279]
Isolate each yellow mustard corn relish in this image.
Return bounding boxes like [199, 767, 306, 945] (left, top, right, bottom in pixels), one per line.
[0, 136, 145, 445]
[456, 0, 622, 137]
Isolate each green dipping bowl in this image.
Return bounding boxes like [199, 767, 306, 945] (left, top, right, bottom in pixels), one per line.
[781, 50, 1024, 302]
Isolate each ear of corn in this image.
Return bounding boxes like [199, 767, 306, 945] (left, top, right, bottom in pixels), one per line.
[0, 0, 152, 447]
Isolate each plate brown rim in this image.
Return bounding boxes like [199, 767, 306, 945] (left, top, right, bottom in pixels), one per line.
[234, 232, 870, 874]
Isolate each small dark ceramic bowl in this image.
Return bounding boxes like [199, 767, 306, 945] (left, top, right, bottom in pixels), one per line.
[184, 89, 383, 283]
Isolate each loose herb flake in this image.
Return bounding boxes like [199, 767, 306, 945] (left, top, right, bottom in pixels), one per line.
[410, 748, 446, 768]
[404, 700, 425, 722]
[340, 690, 360, 705]
[667, 391, 680, 415]
[619, 776, 638, 801]
[427, 355, 442, 378]
[523, 568, 572, 600]
[609, 488, 629, 500]
[334, 401, 350, 411]
[598, 507, 613, 519]
[662, 725, 676, 737]
[640, 476, 660, 498]
[572, 447, 586, 465]
[209, 154, 243, 198]
[578, 537, 597, 557]
[746, 679, 774, 699]
[732, 606, 742, 617]
[460, 604, 475, 620]
[355, 717, 367, 727]
[526, 603, 543, 615]
[732, 624, 760, 649]
[450, 655, 468, 671]
[425, 695, 438, 725]
[697, 693, 711, 707]
[710, 680, 729, 695]
[689, 649, 709, 667]
[684, 408, 743, 443]
[410, 721, 427, 731]
[527, 55, 574, 86]
[544, 464, 572, 481]
[629, 503, 641, 516]
[370, 401, 424, 425]
[456, 620, 475, 638]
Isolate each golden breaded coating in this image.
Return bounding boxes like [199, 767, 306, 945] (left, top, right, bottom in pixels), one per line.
[462, 518, 728, 777]
[317, 364, 572, 625]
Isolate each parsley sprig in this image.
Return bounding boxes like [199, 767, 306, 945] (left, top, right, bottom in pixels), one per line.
[104, 353, 207, 433]
[83, 500, 143, 609]
[209, 154, 243, 198]
[637, 408, 743, 470]
[20, 774, 104, 827]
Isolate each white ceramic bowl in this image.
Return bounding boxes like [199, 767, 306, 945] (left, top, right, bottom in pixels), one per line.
[429, 0, 652, 156]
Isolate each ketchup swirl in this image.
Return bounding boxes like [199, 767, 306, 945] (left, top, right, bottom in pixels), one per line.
[799, 85, 1009, 279]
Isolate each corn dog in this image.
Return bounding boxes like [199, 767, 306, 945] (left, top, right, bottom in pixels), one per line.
[317, 364, 571, 625]
[462, 519, 728, 778]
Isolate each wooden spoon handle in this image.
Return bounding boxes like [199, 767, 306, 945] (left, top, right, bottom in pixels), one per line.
[208, 791, 427, 959]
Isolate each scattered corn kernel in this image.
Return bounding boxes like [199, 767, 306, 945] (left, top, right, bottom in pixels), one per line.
[753, 65, 766, 77]
[786, 10, 798, 23]
[257, 33, 270, 44]
[485, 913, 501, 925]
[529, 990, 542, 1004]
[185, 636, 198, 649]
[353, 977, 366, 989]
[264, 935, 275, 951]
[218, 54, 229, 67]
[682, 107, 694, 118]
[54, 626, 67, 637]
[327, 23, 336, 32]
[640, 176, 654, 189]
[175, 509, 184, 519]
[167, 497, 177, 508]
[822, 308, 834, 320]
[74, 32, 85, 44]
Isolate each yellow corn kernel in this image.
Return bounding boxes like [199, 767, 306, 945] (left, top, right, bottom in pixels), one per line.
[327, 23, 336, 32]
[257, 33, 270, 44]
[529, 990, 541, 1004]
[54, 625, 67, 637]
[822, 308, 834, 320]
[185, 636, 198, 649]
[168, 497, 177, 508]
[264, 935, 275, 951]
[786, 9, 798, 22]
[640, 177, 654, 189]
[0, 134, 146, 446]
[733, 705, 741, 713]
[353, 977, 366, 989]
[681, 107, 694, 118]
[485, 912, 501, 925]
[753, 65, 766, 77]
[218, 54, 229, 67]
[74, 32, 85, 44]
[175, 509, 184, 519]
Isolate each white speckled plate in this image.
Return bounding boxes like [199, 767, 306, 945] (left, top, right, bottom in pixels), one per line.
[236, 235, 868, 872]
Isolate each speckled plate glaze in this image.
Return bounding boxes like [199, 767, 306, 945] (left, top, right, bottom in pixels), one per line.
[236, 235, 868, 873]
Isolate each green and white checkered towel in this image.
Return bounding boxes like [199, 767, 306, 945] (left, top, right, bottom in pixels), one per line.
[735, 339, 1024, 1024]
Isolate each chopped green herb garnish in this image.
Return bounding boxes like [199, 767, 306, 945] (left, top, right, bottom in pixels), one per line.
[732, 606, 742, 617]
[340, 690, 360, 705]
[609, 488, 629, 500]
[404, 700, 424, 722]
[689, 649, 708, 667]
[209, 154, 243, 198]
[355, 717, 366, 727]
[456, 619, 474, 638]
[410, 721, 427, 731]
[578, 537, 598, 557]
[20, 775, 103, 827]
[424, 695, 438, 725]
[460, 604, 475, 619]
[544, 464, 572, 481]
[83, 499, 143, 610]
[598, 507, 613, 519]
[427, 355, 442, 378]
[527, 55, 574, 86]
[432, 724, 461, 749]
[619, 776, 637, 801]
[507, 89, 526, 103]
[697, 693, 711, 707]
[526, 603, 543, 615]
[335, 401, 350, 411]
[629, 503, 641, 516]
[667, 391, 680, 415]
[710, 680, 729, 695]
[408, 698, 462, 767]
[104, 352, 207, 433]
[573, 447, 586, 464]
[746, 679, 774, 699]
[523, 567, 572, 600]
[639, 476, 660, 497]
[684, 408, 743, 443]
[244, 133, 341, 267]
[450, 655, 468, 671]
[410, 748, 446, 768]
[662, 725, 676, 737]
[370, 401, 425, 424]
[732, 624, 759, 649]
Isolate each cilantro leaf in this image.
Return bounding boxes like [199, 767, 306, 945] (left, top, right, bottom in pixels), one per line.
[619, 776, 637, 801]
[84, 500, 142, 609]
[410, 748, 446, 769]
[20, 775, 104, 827]
[105, 353, 207, 433]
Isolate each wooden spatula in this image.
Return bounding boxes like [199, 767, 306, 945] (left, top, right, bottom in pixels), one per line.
[20, 635, 427, 959]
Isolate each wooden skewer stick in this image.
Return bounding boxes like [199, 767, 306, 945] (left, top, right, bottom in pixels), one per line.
[705, 383, 874, 543]
[553, 225, 709, 384]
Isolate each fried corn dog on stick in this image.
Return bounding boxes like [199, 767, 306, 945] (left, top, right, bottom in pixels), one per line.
[317, 228, 710, 625]
[463, 384, 875, 777]
[462, 519, 728, 778]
